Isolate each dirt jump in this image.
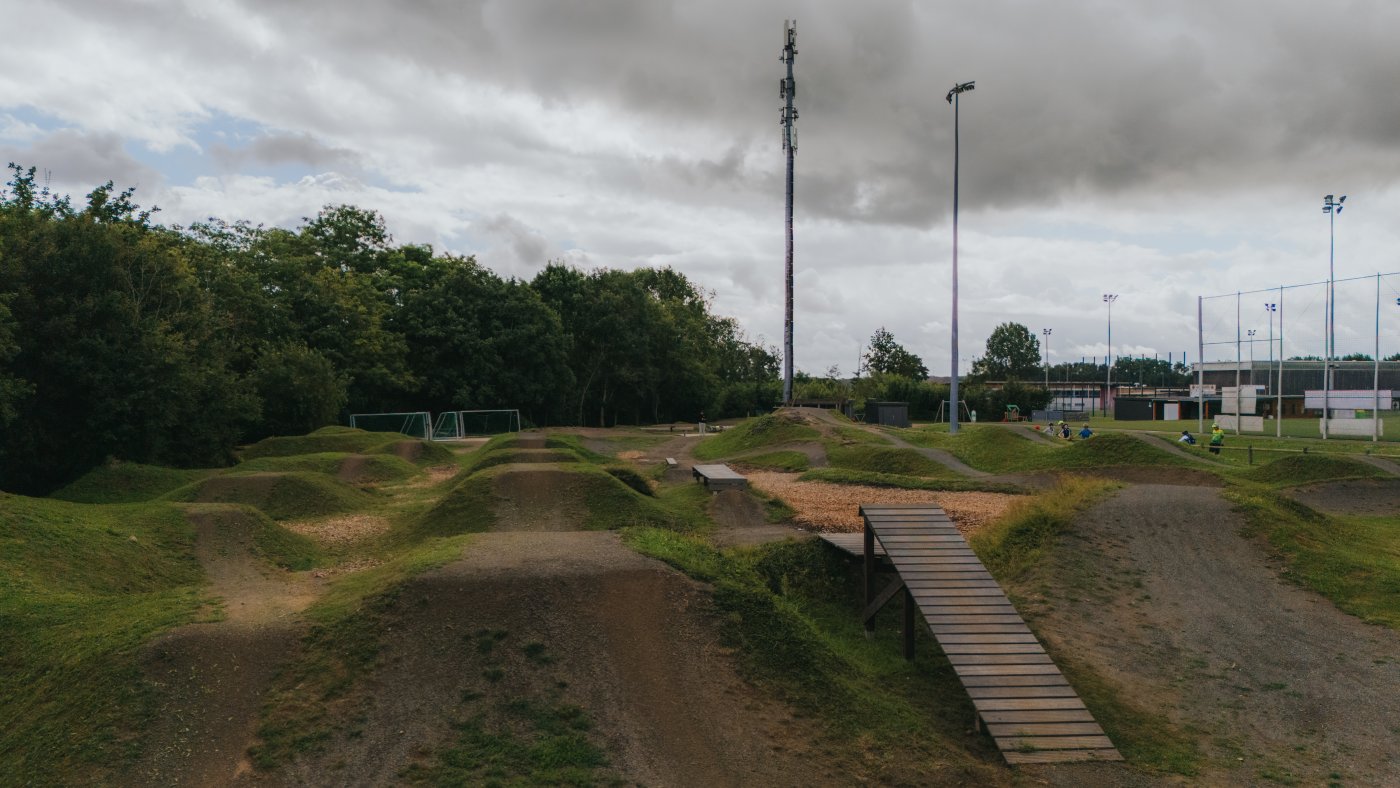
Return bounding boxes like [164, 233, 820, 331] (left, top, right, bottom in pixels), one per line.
[1024, 484, 1400, 786]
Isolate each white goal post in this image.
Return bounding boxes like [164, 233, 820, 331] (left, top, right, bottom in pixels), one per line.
[457, 409, 522, 436]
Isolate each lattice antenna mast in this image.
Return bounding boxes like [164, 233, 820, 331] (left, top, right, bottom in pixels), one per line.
[780, 19, 798, 404]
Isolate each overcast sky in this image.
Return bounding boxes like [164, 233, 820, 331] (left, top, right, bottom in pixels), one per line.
[5, 0, 1400, 375]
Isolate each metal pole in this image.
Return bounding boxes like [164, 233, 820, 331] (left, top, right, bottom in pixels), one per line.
[1235, 291, 1242, 436]
[1043, 328, 1051, 396]
[1197, 295, 1205, 434]
[1278, 287, 1285, 438]
[780, 21, 798, 406]
[950, 90, 961, 435]
[1375, 272, 1382, 442]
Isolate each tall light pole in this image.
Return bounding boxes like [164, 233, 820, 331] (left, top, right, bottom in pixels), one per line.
[779, 20, 799, 405]
[946, 80, 974, 435]
[1265, 303, 1277, 428]
[1321, 193, 1345, 437]
[1042, 328, 1052, 394]
[1103, 294, 1118, 417]
[1247, 329, 1256, 370]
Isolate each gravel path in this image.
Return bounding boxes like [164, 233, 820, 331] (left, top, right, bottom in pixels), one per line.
[1022, 484, 1400, 786]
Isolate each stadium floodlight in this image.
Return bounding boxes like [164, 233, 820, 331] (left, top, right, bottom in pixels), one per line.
[947, 79, 976, 435]
[1042, 328, 1052, 391]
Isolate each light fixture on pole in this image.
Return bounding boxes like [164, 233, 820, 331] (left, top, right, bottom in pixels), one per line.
[1042, 328, 1052, 393]
[1103, 294, 1118, 417]
[946, 79, 974, 435]
[1265, 303, 1277, 423]
[1321, 193, 1345, 437]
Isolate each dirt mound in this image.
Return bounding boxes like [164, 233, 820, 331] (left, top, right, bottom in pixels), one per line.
[276, 532, 832, 787]
[387, 439, 423, 462]
[177, 472, 370, 520]
[1062, 465, 1224, 487]
[133, 509, 319, 786]
[334, 454, 369, 482]
[516, 433, 547, 449]
[492, 469, 588, 531]
[1024, 485, 1400, 785]
[1288, 477, 1400, 515]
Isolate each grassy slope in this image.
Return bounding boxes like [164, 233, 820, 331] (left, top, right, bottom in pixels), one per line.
[690, 413, 820, 461]
[800, 467, 1025, 494]
[902, 427, 1190, 474]
[50, 462, 219, 504]
[161, 472, 375, 520]
[0, 494, 206, 782]
[826, 443, 955, 477]
[731, 449, 810, 472]
[241, 427, 454, 465]
[1238, 454, 1385, 487]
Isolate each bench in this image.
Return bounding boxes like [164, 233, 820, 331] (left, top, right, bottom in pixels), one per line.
[665, 457, 678, 468]
[691, 463, 747, 491]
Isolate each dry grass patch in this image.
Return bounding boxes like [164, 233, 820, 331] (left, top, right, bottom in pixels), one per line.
[746, 471, 1017, 536]
[285, 514, 392, 547]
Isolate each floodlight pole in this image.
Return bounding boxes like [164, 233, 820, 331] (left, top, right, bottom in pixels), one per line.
[1103, 294, 1118, 418]
[780, 20, 798, 405]
[947, 80, 975, 435]
[1321, 193, 1345, 438]
[1042, 328, 1052, 394]
[1266, 301, 1279, 436]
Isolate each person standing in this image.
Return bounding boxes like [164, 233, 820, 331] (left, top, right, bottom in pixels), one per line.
[1209, 424, 1224, 455]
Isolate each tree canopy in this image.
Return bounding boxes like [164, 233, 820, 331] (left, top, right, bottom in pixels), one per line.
[0, 165, 780, 493]
[865, 327, 928, 379]
[970, 322, 1042, 381]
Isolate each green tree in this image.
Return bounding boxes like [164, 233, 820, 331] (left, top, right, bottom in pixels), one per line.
[865, 327, 928, 379]
[971, 322, 1042, 381]
[251, 343, 346, 439]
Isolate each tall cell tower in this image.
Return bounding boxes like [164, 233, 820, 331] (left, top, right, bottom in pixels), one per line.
[780, 19, 798, 404]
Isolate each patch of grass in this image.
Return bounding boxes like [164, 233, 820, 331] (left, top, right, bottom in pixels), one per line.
[188, 504, 322, 571]
[236, 452, 419, 485]
[604, 465, 654, 496]
[621, 529, 1006, 783]
[831, 425, 888, 444]
[733, 449, 810, 472]
[800, 467, 1026, 494]
[1238, 454, 1385, 487]
[408, 468, 498, 539]
[0, 493, 205, 783]
[826, 444, 955, 477]
[239, 427, 411, 460]
[542, 434, 610, 463]
[970, 477, 1118, 580]
[903, 426, 1191, 474]
[162, 472, 374, 520]
[1228, 488, 1400, 630]
[576, 465, 695, 531]
[691, 412, 820, 461]
[49, 461, 220, 504]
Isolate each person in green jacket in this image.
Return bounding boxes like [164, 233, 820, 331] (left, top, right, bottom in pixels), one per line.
[1209, 424, 1224, 455]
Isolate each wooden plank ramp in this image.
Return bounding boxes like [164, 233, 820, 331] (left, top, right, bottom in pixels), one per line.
[819, 504, 1122, 766]
[691, 463, 748, 491]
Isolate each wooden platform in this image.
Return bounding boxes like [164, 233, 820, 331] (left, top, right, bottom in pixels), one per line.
[819, 504, 1122, 766]
[691, 463, 747, 491]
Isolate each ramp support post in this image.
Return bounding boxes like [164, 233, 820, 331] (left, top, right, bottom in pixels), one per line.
[902, 588, 916, 661]
[863, 519, 876, 636]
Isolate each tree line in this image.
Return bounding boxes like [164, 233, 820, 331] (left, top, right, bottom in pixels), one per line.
[0, 166, 779, 493]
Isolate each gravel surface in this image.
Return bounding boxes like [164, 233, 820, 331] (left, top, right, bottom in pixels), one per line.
[1021, 484, 1400, 786]
[745, 471, 1018, 536]
[1288, 477, 1400, 516]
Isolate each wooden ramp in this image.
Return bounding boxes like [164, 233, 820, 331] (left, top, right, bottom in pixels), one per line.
[820, 504, 1121, 766]
[691, 463, 747, 491]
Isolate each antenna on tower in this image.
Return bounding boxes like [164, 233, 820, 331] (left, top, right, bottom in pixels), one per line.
[780, 18, 798, 404]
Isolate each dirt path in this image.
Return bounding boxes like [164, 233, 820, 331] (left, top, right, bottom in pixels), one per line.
[279, 530, 836, 787]
[492, 468, 588, 530]
[1288, 477, 1400, 515]
[1352, 453, 1400, 476]
[1022, 485, 1400, 786]
[134, 507, 319, 787]
[879, 430, 993, 478]
[709, 488, 811, 546]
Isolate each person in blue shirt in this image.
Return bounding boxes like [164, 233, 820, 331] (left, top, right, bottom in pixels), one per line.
[1178, 430, 1196, 445]
[1078, 424, 1093, 440]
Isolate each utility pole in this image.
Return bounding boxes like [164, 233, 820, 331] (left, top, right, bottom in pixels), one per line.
[1103, 294, 1118, 418]
[1321, 194, 1345, 438]
[946, 80, 975, 434]
[780, 20, 798, 405]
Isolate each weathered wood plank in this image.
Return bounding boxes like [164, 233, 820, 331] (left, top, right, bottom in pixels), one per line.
[941, 643, 1047, 654]
[1002, 749, 1123, 764]
[929, 624, 1036, 635]
[938, 633, 1041, 645]
[993, 735, 1115, 751]
[985, 722, 1105, 737]
[918, 604, 1020, 616]
[925, 615, 1026, 626]
[980, 709, 1095, 724]
[961, 674, 1070, 688]
[947, 653, 1054, 666]
[971, 697, 1087, 711]
[966, 685, 1079, 699]
[955, 664, 1064, 677]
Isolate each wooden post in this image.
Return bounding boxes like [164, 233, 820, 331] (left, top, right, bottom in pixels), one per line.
[863, 516, 876, 637]
[902, 587, 916, 661]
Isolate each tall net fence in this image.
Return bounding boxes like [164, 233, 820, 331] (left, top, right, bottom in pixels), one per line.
[1199, 271, 1400, 439]
[459, 410, 521, 436]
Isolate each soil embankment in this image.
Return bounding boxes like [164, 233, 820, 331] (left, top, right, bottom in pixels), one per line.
[1025, 485, 1400, 786]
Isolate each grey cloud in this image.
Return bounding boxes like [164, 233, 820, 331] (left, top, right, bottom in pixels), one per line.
[481, 213, 550, 267]
[0, 129, 164, 201]
[210, 133, 362, 171]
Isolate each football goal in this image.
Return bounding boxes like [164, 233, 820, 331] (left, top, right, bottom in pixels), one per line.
[348, 411, 431, 439]
[459, 409, 522, 436]
[431, 411, 462, 441]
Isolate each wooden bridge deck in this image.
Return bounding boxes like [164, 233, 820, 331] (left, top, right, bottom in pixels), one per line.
[819, 504, 1121, 766]
[691, 463, 748, 491]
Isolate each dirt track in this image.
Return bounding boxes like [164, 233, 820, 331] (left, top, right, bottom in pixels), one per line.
[1023, 484, 1400, 786]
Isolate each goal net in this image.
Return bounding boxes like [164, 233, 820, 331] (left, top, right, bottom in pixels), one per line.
[458, 409, 521, 436]
[431, 411, 462, 441]
[348, 411, 430, 439]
